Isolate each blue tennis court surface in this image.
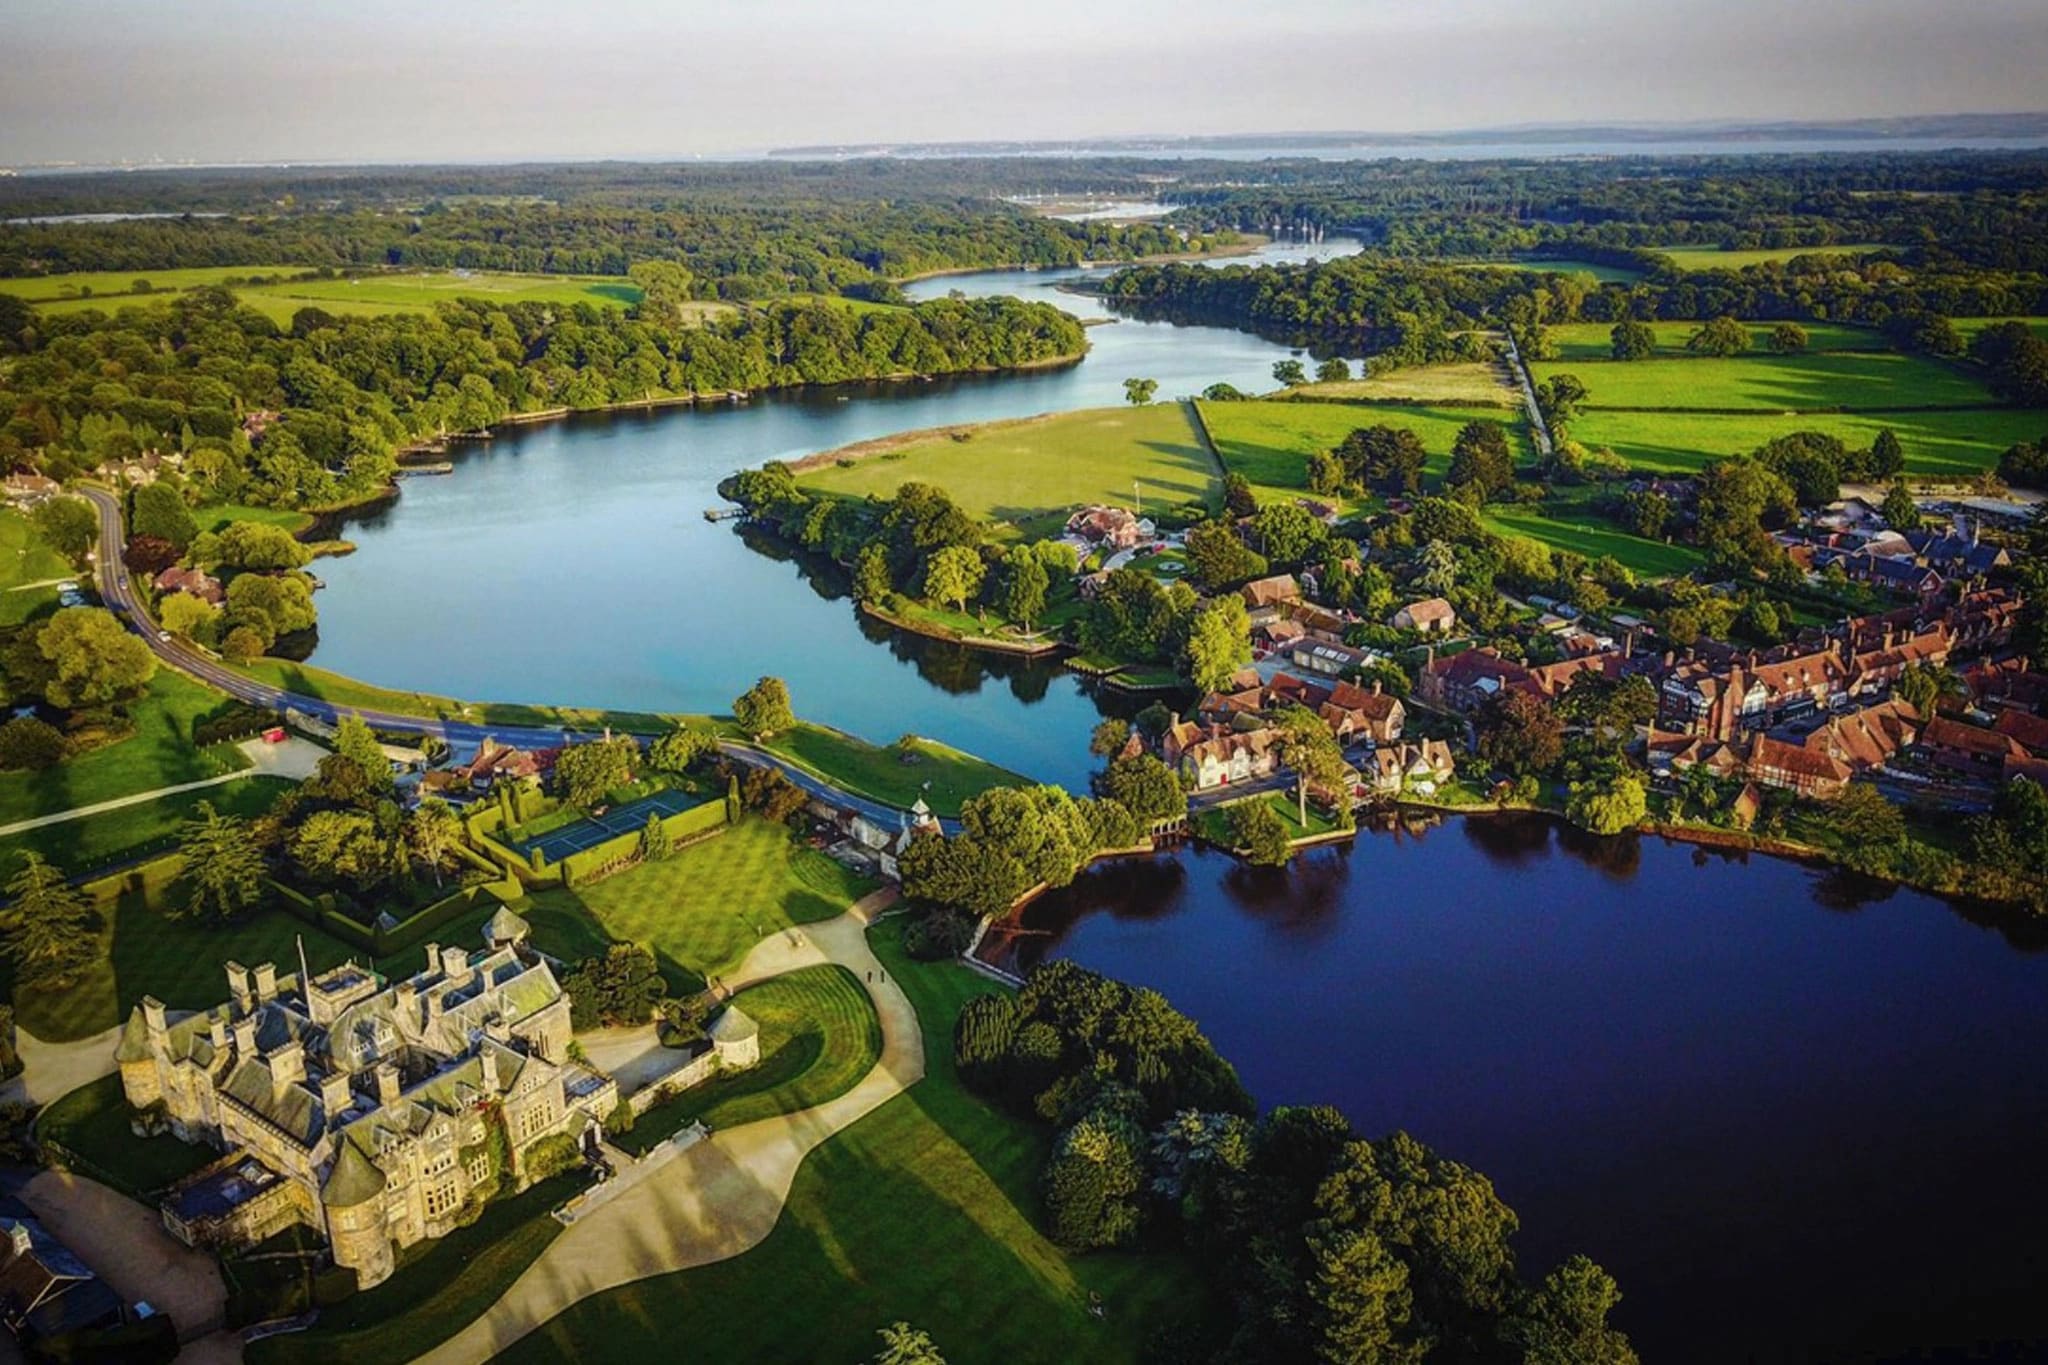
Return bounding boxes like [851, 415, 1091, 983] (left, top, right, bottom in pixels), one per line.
[513, 788, 708, 863]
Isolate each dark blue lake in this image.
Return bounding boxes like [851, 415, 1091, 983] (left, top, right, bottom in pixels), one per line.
[992, 820, 2048, 1364]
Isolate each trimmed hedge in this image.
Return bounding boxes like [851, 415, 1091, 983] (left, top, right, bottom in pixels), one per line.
[268, 877, 522, 957]
[555, 799, 729, 887]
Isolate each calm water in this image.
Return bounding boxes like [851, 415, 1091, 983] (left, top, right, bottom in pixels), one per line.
[992, 822, 2048, 1364]
[310, 237, 1357, 786]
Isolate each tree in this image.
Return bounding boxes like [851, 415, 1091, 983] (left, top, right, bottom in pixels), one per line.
[1532, 374, 1587, 436]
[649, 724, 715, 773]
[37, 607, 156, 709]
[1686, 315, 1749, 357]
[130, 482, 198, 551]
[1507, 1256, 1639, 1365]
[221, 626, 266, 663]
[0, 717, 66, 771]
[555, 735, 638, 808]
[1565, 773, 1647, 835]
[1315, 357, 1351, 383]
[1308, 1227, 1426, 1365]
[224, 572, 316, 642]
[640, 811, 673, 862]
[1336, 426, 1427, 496]
[1272, 359, 1308, 387]
[1695, 456, 1796, 574]
[1446, 420, 1515, 502]
[1274, 705, 1349, 829]
[871, 1322, 948, 1365]
[732, 676, 794, 739]
[1183, 521, 1267, 589]
[406, 797, 462, 887]
[1229, 798, 1292, 866]
[627, 260, 697, 329]
[923, 545, 985, 613]
[1122, 377, 1158, 406]
[1104, 753, 1187, 823]
[1222, 471, 1258, 518]
[1, 853, 97, 987]
[1824, 783, 1906, 848]
[1609, 320, 1656, 361]
[1767, 321, 1810, 355]
[1881, 480, 1922, 531]
[563, 944, 666, 1030]
[1003, 551, 1048, 631]
[1183, 597, 1252, 694]
[210, 521, 310, 571]
[1479, 691, 1564, 779]
[1089, 718, 1132, 759]
[173, 801, 267, 923]
[1250, 501, 1328, 565]
[332, 714, 391, 794]
[1043, 1098, 1146, 1249]
[1869, 427, 1905, 480]
[290, 809, 391, 890]
[157, 592, 220, 646]
[853, 543, 893, 603]
[31, 497, 97, 566]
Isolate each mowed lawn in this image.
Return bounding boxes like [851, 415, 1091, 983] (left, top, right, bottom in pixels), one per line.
[1481, 506, 1705, 578]
[495, 921, 1201, 1365]
[0, 507, 75, 626]
[1452, 258, 1644, 284]
[1293, 361, 1517, 406]
[0, 671, 251, 827]
[520, 816, 876, 990]
[0, 774, 293, 879]
[616, 964, 882, 1155]
[1952, 316, 2048, 348]
[1544, 320, 1885, 361]
[1531, 351, 1999, 411]
[0, 264, 302, 303]
[1198, 399, 1533, 499]
[761, 722, 1022, 817]
[1654, 243, 1893, 271]
[796, 403, 1221, 536]
[1567, 405, 2048, 476]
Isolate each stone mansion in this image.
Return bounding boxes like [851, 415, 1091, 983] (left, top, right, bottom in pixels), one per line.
[115, 919, 619, 1287]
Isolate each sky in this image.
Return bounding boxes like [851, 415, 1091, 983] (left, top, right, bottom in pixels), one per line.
[2, 0, 2045, 165]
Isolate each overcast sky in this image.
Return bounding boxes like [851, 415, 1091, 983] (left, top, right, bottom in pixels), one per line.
[3, 0, 2044, 165]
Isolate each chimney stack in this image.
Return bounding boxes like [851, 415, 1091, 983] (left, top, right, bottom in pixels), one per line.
[425, 943, 441, 977]
[141, 996, 167, 1042]
[394, 980, 417, 1028]
[209, 1015, 228, 1051]
[225, 961, 253, 1015]
[320, 1070, 353, 1120]
[375, 1061, 401, 1108]
[252, 962, 277, 1004]
[478, 1045, 500, 1095]
[269, 1040, 305, 1098]
[232, 1016, 258, 1056]
[440, 946, 471, 985]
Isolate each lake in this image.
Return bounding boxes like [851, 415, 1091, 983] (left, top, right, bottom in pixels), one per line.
[988, 820, 2048, 1364]
[309, 237, 1360, 788]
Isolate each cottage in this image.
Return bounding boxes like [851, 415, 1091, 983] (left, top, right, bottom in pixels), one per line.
[1992, 708, 2048, 757]
[153, 565, 224, 606]
[1368, 740, 1455, 794]
[1065, 505, 1148, 549]
[1241, 574, 1302, 612]
[1920, 716, 2027, 779]
[1288, 637, 1373, 678]
[1419, 647, 1533, 713]
[1173, 724, 1280, 791]
[1390, 597, 1456, 635]
[1321, 679, 1404, 744]
[1, 472, 59, 506]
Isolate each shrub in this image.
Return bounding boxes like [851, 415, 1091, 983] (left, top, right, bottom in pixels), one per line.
[521, 1132, 582, 1183]
[0, 715, 67, 770]
[902, 908, 976, 960]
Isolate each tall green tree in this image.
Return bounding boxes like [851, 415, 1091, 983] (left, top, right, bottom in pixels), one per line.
[871, 1322, 948, 1365]
[130, 482, 198, 551]
[173, 801, 268, 923]
[1272, 359, 1308, 387]
[1003, 551, 1048, 631]
[1686, 315, 1750, 357]
[1609, 320, 1656, 361]
[1122, 377, 1158, 405]
[2, 853, 98, 987]
[37, 607, 157, 709]
[31, 497, 97, 566]
[1274, 705, 1349, 828]
[732, 676, 795, 739]
[1184, 597, 1252, 693]
[923, 545, 986, 613]
[405, 797, 463, 887]
[1308, 1227, 1426, 1365]
[332, 714, 392, 794]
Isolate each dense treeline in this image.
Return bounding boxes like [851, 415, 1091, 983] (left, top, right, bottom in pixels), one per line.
[0, 200, 1222, 299]
[954, 960, 1638, 1363]
[0, 289, 1086, 505]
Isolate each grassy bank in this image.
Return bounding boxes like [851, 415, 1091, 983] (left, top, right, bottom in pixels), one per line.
[0, 775, 293, 877]
[1564, 404, 2045, 476]
[497, 920, 1201, 1365]
[1544, 320, 1885, 361]
[233, 658, 707, 735]
[1197, 398, 1534, 500]
[1531, 350, 1998, 412]
[1480, 505, 1705, 578]
[761, 722, 1025, 816]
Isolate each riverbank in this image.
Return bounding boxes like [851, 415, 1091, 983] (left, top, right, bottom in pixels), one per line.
[857, 599, 1066, 659]
[887, 235, 1269, 286]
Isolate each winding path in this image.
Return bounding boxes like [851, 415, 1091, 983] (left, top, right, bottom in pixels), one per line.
[416, 886, 917, 1365]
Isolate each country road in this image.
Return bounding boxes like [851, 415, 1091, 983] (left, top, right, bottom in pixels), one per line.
[78, 486, 938, 830]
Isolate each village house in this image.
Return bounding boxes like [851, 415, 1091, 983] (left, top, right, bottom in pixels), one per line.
[153, 565, 225, 606]
[1904, 525, 2009, 579]
[1919, 716, 2029, 780]
[1992, 707, 2048, 758]
[1163, 718, 1280, 791]
[1240, 574, 1302, 613]
[114, 930, 634, 1288]
[1287, 636, 1375, 678]
[1838, 552, 1945, 601]
[1320, 679, 1405, 745]
[1368, 739, 1456, 795]
[1418, 647, 1533, 713]
[1390, 597, 1456, 635]
[0, 1218, 125, 1348]
[1, 472, 60, 506]
[460, 738, 550, 790]
[1064, 505, 1149, 549]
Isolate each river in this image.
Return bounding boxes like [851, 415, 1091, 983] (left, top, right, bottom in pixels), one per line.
[308, 235, 1355, 790]
[988, 822, 2048, 1363]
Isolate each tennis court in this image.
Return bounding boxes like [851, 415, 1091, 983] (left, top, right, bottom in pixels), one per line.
[512, 788, 709, 863]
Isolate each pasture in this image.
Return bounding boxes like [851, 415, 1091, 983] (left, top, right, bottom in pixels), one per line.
[795, 402, 1221, 535]
[1480, 505, 1704, 578]
[1544, 320, 1885, 361]
[1293, 360, 1517, 406]
[1653, 243, 1893, 271]
[1453, 257, 1644, 284]
[1197, 399, 1533, 500]
[1952, 316, 2048, 347]
[1532, 351, 1999, 412]
[1565, 405, 2048, 477]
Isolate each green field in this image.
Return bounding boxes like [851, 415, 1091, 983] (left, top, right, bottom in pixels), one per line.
[1532, 351, 1997, 412]
[0, 265, 300, 302]
[796, 403, 1221, 537]
[1654, 243, 1893, 271]
[521, 816, 875, 990]
[1481, 506, 1705, 578]
[617, 964, 882, 1155]
[233, 658, 701, 734]
[37, 1075, 217, 1198]
[1567, 405, 2048, 476]
[0, 507, 75, 626]
[1294, 361, 1517, 406]
[1544, 320, 1886, 361]
[761, 723, 1023, 817]
[1952, 316, 2048, 348]
[496, 920, 1199, 1365]
[197, 503, 316, 535]
[1452, 257, 1644, 284]
[1197, 399, 1533, 499]
[1195, 790, 1344, 849]
[0, 775, 292, 878]
[0, 672, 251, 829]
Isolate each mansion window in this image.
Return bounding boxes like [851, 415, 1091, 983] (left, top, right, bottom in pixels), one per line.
[423, 1180, 459, 1219]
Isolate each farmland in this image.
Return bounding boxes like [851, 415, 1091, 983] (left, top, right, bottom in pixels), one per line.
[795, 403, 1221, 536]
[1452, 257, 1645, 284]
[1652, 242, 1894, 271]
[1544, 320, 1885, 361]
[1564, 405, 2048, 476]
[1292, 360, 1517, 406]
[1197, 399, 1533, 500]
[1531, 351, 1999, 412]
[1480, 505, 1705, 578]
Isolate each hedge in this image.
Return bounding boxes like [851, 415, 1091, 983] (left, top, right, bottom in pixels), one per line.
[267, 876, 522, 957]
[555, 799, 729, 887]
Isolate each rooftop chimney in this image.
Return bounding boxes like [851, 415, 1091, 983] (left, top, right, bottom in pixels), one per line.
[425, 942, 441, 977]
[269, 1039, 305, 1098]
[375, 1061, 401, 1108]
[209, 1015, 228, 1051]
[225, 960, 253, 1015]
[232, 1016, 258, 1057]
[141, 995, 167, 1042]
[440, 946, 471, 985]
[252, 962, 278, 1004]
[320, 1070, 353, 1121]
[479, 1045, 500, 1095]
[394, 980, 417, 1027]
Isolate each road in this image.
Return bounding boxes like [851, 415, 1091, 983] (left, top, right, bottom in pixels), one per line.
[1502, 330, 1554, 459]
[80, 487, 933, 828]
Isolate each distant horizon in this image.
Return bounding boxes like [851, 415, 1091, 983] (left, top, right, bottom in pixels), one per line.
[5, 0, 2045, 166]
